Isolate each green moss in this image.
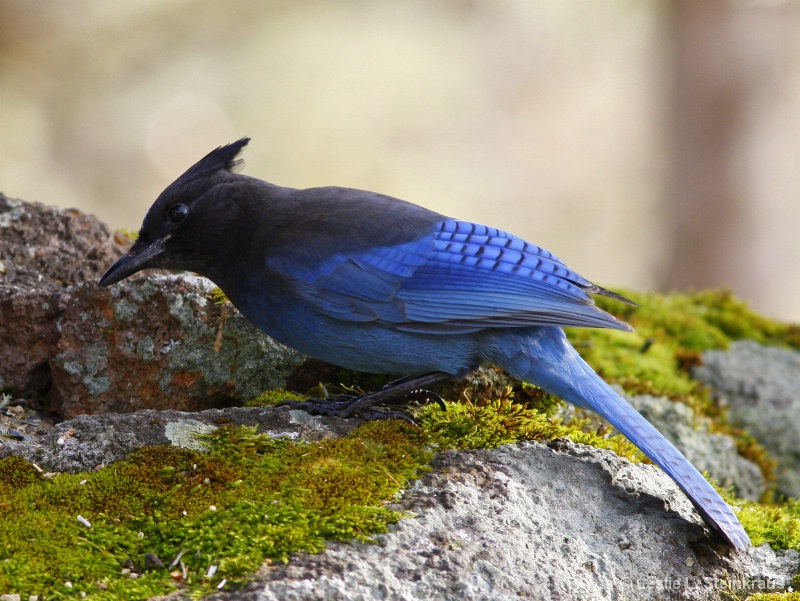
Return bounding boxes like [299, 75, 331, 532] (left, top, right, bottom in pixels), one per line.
[732, 495, 800, 551]
[0, 423, 430, 598]
[207, 287, 229, 306]
[590, 288, 800, 356]
[0, 455, 42, 491]
[245, 388, 305, 407]
[594, 288, 800, 350]
[568, 288, 788, 486]
[735, 431, 779, 493]
[115, 228, 138, 242]
[417, 390, 644, 463]
[720, 494, 800, 598]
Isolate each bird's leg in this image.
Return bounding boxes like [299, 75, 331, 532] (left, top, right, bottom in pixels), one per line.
[275, 372, 452, 422]
[377, 377, 448, 410]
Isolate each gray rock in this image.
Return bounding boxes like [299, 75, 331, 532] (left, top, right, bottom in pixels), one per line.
[5, 406, 795, 600]
[1, 401, 796, 600]
[694, 341, 800, 498]
[624, 393, 765, 501]
[211, 439, 797, 601]
[0, 406, 357, 472]
[559, 387, 766, 501]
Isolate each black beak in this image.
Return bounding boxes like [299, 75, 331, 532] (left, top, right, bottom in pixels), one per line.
[99, 237, 166, 287]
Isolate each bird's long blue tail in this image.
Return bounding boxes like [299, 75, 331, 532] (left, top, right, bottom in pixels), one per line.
[483, 326, 749, 550]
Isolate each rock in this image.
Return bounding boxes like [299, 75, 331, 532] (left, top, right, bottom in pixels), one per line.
[0, 192, 126, 394]
[48, 275, 305, 417]
[0, 192, 123, 290]
[236, 442, 795, 601]
[0, 406, 357, 472]
[624, 393, 765, 501]
[694, 341, 800, 498]
[0, 195, 307, 416]
[0, 284, 68, 394]
[3, 407, 796, 600]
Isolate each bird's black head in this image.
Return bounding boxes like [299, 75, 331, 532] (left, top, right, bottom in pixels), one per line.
[99, 137, 252, 287]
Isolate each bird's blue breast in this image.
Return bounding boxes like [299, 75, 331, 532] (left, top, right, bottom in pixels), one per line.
[231, 282, 481, 376]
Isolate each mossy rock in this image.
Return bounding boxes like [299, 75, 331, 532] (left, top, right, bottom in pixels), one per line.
[2, 287, 799, 598]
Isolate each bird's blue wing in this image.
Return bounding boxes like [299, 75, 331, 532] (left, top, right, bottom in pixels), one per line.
[280, 219, 632, 333]
[396, 221, 633, 332]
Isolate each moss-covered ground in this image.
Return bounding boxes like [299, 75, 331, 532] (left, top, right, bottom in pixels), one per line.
[0, 422, 430, 598]
[745, 593, 800, 601]
[1, 288, 799, 598]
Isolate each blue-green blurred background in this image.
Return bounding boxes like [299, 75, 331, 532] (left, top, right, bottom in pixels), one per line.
[2, 1, 799, 321]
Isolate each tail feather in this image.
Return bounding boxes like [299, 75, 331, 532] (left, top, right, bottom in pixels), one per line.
[579, 383, 749, 550]
[488, 326, 750, 550]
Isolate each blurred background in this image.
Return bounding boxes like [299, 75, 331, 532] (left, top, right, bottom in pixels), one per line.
[1, 0, 799, 321]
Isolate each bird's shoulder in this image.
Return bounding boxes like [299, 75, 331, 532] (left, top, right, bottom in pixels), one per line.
[250, 183, 445, 261]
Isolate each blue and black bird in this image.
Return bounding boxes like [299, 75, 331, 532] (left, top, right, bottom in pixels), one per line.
[100, 138, 749, 550]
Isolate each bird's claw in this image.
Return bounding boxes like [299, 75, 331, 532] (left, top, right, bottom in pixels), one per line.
[399, 389, 447, 411]
[275, 396, 417, 424]
[275, 372, 451, 424]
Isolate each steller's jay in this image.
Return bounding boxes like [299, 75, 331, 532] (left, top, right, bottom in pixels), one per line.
[100, 138, 749, 550]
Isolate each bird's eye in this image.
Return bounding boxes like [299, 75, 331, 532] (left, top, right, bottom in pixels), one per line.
[167, 203, 189, 224]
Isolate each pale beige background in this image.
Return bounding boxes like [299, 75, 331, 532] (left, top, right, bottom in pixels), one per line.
[2, 1, 799, 321]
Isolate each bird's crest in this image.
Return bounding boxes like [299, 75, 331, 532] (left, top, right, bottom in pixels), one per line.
[177, 137, 250, 181]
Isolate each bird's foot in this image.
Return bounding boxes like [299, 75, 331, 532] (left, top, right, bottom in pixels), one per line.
[275, 372, 451, 423]
[276, 395, 418, 423]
